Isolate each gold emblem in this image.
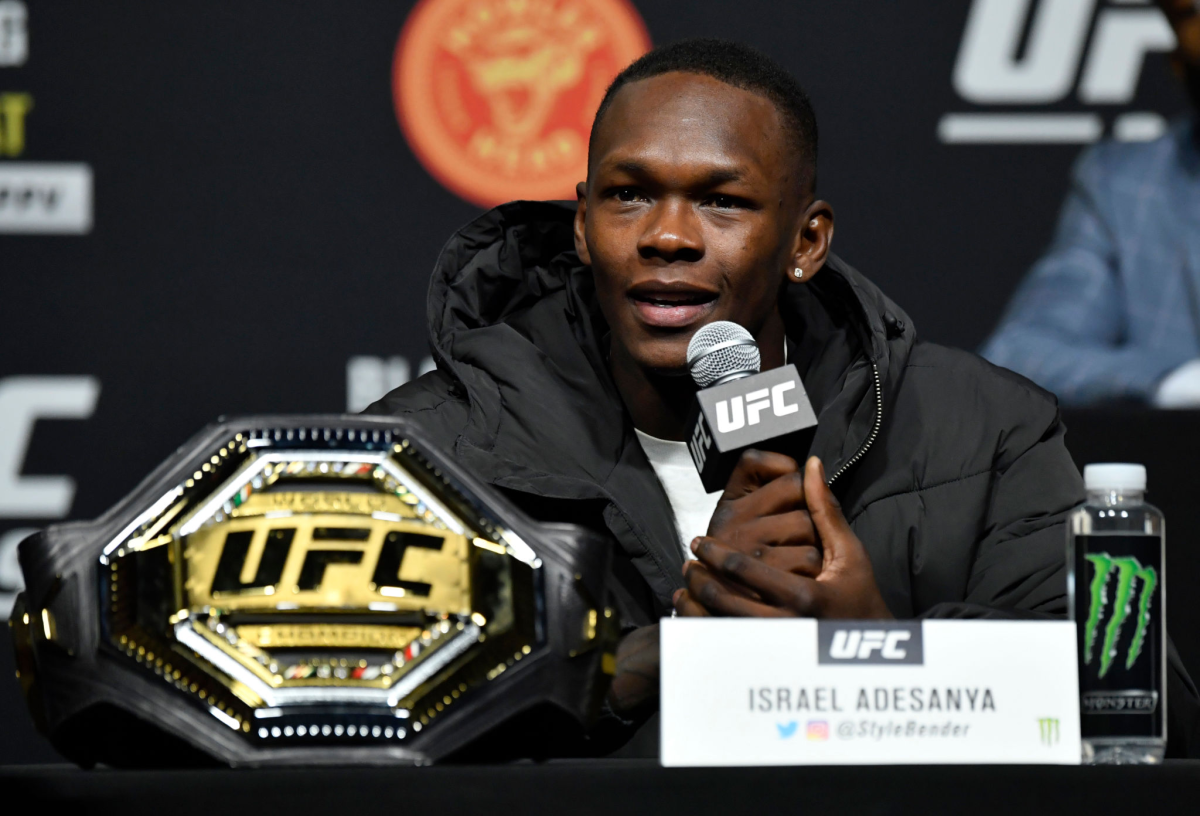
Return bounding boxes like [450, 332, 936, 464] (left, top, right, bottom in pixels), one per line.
[102, 430, 539, 739]
[184, 492, 470, 613]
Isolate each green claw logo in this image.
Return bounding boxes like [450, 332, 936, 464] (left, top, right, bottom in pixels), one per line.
[1083, 553, 1157, 678]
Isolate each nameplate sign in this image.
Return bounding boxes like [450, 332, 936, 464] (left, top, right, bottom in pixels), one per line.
[660, 618, 1080, 766]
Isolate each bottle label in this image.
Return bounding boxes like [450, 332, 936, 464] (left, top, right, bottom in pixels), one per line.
[1074, 535, 1164, 739]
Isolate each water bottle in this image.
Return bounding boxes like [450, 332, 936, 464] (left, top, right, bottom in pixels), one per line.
[1068, 463, 1166, 764]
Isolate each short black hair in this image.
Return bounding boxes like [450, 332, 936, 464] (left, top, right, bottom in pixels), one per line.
[590, 38, 818, 191]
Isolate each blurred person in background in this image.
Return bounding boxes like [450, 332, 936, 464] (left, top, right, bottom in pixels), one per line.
[981, 0, 1200, 407]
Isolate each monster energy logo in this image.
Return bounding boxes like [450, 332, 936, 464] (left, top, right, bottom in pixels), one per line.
[1083, 553, 1157, 679]
[1037, 717, 1060, 746]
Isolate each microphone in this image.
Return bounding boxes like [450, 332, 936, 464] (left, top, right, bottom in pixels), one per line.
[684, 322, 818, 492]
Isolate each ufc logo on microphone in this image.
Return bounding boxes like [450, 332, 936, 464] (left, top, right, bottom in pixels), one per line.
[686, 364, 817, 493]
[818, 622, 924, 665]
[714, 381, 800, 433]
[688, 414, 713, 472]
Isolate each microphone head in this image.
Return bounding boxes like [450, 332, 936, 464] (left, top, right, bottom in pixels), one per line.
[686, 321, 761, 388]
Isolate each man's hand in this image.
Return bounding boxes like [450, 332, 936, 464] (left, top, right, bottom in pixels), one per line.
[674, 455, 892, 620]
[704, 449, 823, 576]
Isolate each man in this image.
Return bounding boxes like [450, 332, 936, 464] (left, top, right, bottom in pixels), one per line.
[369, 39, 1198, 754]
[982, 0, 1200, 407]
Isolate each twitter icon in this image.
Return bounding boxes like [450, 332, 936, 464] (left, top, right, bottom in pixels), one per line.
[776, 721, 798, 739]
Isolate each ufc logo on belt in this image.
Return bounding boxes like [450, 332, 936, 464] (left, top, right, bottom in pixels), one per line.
[205, 524, 447, 598]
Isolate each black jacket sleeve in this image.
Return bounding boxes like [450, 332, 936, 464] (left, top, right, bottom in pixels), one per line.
[921, 407, 1081, 620]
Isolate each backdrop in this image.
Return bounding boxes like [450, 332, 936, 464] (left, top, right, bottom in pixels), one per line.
[0, 0, 1192, 762]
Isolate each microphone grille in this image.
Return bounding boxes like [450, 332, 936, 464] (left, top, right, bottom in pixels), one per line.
[687, 321, 761, 388]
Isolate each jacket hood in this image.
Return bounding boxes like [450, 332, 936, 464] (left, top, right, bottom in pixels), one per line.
[423, 200, 917, 600]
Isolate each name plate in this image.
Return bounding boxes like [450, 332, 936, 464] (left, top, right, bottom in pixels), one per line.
[660, 618, 1080, 766]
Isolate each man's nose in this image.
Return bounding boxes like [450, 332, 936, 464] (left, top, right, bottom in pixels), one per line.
[638, 198, 704, 263]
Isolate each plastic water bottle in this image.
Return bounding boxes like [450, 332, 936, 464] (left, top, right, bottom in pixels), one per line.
[1068, 463, 1166, 764]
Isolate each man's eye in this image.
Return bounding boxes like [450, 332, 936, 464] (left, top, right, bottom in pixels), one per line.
[615, 188, 644, 203]
[706, 194, 741, 209]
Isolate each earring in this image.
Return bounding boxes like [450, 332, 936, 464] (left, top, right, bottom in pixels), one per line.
[793, 267, 803, 280]
[809, 219, 817, 228]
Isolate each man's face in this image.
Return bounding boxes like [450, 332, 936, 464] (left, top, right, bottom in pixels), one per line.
[576, 72, 805, 374]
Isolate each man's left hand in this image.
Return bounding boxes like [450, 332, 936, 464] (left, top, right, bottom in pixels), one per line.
[673, 456, 892, 620]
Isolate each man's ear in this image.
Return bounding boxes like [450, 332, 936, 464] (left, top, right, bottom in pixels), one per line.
[784, 200, 834, 285]
[574, 181, 592, 266]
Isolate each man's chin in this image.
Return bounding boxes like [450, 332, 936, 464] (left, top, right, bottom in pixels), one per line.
[646, 363, 692, 379]
[630, 340, 693, 379]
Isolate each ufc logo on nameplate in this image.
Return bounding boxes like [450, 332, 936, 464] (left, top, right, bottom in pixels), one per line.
[659, 618, 1081, 765]
[818, 622, 924, 665]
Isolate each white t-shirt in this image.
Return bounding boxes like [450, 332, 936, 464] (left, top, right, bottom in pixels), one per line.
[635, 429, 723, 560]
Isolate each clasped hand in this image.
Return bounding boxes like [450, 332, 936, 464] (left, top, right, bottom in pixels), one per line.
[605, 451, 892, 717]
[672, 451, 892, 620]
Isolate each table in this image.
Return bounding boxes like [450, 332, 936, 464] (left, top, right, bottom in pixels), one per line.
[4, 760, 1199, 816]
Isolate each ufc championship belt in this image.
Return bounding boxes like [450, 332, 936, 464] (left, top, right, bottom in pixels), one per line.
[10, 416, 618, 766]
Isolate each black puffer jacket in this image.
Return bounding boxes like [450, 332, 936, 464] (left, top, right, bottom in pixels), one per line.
[367, 200, 1199, 754]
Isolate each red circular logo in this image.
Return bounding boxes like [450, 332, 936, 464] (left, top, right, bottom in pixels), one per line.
[393, 0, 651, 208]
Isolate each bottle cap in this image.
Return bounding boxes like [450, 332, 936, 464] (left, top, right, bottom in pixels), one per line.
[1083, 463, 1146, 492]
